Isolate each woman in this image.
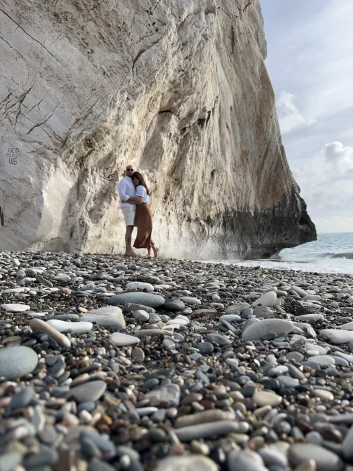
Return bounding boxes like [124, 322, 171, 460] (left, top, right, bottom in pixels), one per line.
[132, 171, 159, 257]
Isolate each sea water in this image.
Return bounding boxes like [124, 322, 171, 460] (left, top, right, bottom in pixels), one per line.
[215, 233, 353, 275]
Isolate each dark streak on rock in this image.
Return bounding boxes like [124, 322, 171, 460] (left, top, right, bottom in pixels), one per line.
[0, 206, 4, 227]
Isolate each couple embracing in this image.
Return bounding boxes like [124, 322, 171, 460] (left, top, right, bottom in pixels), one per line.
[118, 164, 159, 258]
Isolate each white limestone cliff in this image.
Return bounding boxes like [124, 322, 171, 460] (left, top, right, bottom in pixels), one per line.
[0, 0, 316, 258]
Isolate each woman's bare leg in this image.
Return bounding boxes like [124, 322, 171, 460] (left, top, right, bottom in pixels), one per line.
[152, 246, 159, 257]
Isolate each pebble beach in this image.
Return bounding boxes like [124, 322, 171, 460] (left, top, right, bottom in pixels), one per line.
[1, 251, 353, 471]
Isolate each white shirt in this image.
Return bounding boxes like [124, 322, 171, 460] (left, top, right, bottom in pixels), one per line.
[136, 185, 149, 203]
[117, 176, 136, 209]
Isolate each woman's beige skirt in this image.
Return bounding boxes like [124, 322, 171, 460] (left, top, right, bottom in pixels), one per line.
[133, 203, 155, 249]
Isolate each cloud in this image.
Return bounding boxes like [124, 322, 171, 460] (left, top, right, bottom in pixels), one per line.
[322, 141, 353, 175]
[292, 141, 353, 231]
[260, 0, 353, 232]
[276, 91, 315, 134]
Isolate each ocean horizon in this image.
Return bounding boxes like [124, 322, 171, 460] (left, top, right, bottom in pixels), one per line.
[208, 232, 353, 275]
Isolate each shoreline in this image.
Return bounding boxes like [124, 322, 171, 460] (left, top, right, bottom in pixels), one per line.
[1, 251, 353, 470]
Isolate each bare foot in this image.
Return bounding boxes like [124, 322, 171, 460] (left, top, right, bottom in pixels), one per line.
[125, 252, 137, 257]
[153, 246, 159, 258]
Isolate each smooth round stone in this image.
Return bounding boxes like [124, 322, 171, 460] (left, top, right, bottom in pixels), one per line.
[334, 353, 353, 367]
[0, 453, 22, 471]
[305, 343, 327, 354]
[253, 306, 273, 318]
[253, 391, 282, 407]
[23, 449, 58, 468]
[46, 319, 93, 334]
[163, 299, 186, 312]
[144, 378, 160, 390]
[225, 358, 239, 368]
[287, 364, 305, 380]
[133, 310, 150, 322]
[163, 339, 176, 352]
[326, 367, 338, 376]
[197, 342, 214, 354]
[108, 292, 165, 308]
[228, 448, 268, 471]
[306, 431, 323, 445]
[320, 329, 353, 344]
[81, 306, 126, 329]
[242, 319, 293, 340]
[179, 296, 201, 305]
[277, 376, 299, 388]
[168, 318, 188, 326]
[135, 407, 158, 416]
[174, 411, 233, 428]
[189, 353, 202, 361]
[155, 455, 218, 471]
[77, 402, 96, 414]
[313, 390, 334, 401]
[0, 346, 38, 379]
[252, 291, 277, 308]
[295, 314, 324, 323]
[343, 423, 353, 460]
[54, 273, 71, 282]
[339, 321, 353, 331]
[0, 303, 30, 312]
[268, 365, 288, 376]
[126, 281, 154, 292]
[145, 384, 181, 407]
[175, 421, 245, 441]
[10, 387, 34, 409]
[291, 286, 309, 297]
[110, 333, 140, 346]
[132, 347, 145, 362]
[258, 446, 288, 468]
[308, 355, 335, 366]
[219, 314, 241, 323]
[66, 380, 107, 402]
[206, 333, 232, 346]
[225, 303, 249, 314]
[286, 351, 304, 363]
[288, 443, 343, 471]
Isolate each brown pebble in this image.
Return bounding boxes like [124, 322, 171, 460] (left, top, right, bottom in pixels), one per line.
[2, 336, 22, 346]
[29, 319, 71, 348]
[170, 443, 185, 455]
[181, 393, 203, 405]
[60, 287, 72, 295]
[190, 440, 210, 455]
[199, 399, 216, 410]
[294, 459, 317, 471]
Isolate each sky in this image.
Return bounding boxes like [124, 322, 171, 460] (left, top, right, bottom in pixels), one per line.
[260, 0, 353, 233]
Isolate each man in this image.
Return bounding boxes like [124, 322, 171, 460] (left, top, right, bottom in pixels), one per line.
[118, 164, 138, 256]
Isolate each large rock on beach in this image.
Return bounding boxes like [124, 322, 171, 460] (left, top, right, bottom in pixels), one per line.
[0, 346, 38, 379]
[320, 329, 353, 344]
[252, 291, 277, 307]
[288, 443, 344, 471]
[242, 319, 293, 340]
[0, 0, 315, 258]
[81, 306, 126, 330]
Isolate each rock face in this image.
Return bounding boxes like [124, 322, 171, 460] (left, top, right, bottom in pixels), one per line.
[0, 0, 316, 258]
